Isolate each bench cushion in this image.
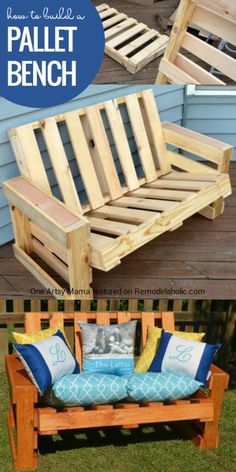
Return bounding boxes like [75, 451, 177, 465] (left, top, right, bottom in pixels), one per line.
[14, 330, 80, 395]
[52, 373, 128, 406]
[12, 323, 66, 344]
[149, 331, 221, 385]
[79, 320, 137, 375]
[126, 372, 202, 402]
[135, 327, 205, 373]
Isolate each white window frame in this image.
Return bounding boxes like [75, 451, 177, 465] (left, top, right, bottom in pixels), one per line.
[187, 85, 236, 96]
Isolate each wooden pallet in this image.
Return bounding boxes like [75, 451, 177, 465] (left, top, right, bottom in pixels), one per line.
[156, 0, 236, 84]
[6, 311, 229, 470]
[3, 89, 233, 299]
[96, 3, 169, 73]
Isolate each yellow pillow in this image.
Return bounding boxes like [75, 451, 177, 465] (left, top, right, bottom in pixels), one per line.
[13, 324, 66, 344]
[135, 326, 205, 373]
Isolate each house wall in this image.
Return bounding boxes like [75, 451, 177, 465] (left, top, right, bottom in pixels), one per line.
[0, 84, 185, 246]
[184, 91, 236, 161]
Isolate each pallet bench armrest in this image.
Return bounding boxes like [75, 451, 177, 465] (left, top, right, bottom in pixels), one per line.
[3, 176, 92, 298]
[3, 176, 89, 244]
[162, 121, 233, 173]
[5, 355, 38, 404]
[207, 363, 229, 391]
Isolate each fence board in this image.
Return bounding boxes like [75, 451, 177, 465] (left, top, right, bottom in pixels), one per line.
[0, 299, 234, 372]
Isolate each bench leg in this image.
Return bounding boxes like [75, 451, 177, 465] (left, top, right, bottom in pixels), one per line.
[199, 375, 225, 449]
[8, 388, 38, 470]
[198, 197, 225, 220]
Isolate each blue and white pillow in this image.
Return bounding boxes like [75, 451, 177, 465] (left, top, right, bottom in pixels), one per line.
[52, 373, 128, 406]
[148, 331, 221, 385]
[78, 320, 137, 376]
[13, 330, 80, 395]
[126, 372, 202, 402]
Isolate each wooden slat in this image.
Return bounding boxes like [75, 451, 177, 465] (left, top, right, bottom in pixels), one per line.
[131, 35, 168, 65]
[161, 172, 219, 182]
[118, 30, 157, 56]
[25, 312, 42, 332]
[139, 90, 171, 174]
[163, 122, 231, 164]
[192, 5, 236, 46]
[161, 312, 175, 330]
[128, 187, 195, 201]
[96, 312, 112, 324]
[117, 312, 131, 323]
[85, 106, 124, 200]
[41, 117, 82, 214]
[105, 19, 136, 41]
[107, 24, 147, 49]
[182, 32, 236, 82]
[175, 54, 224, 85]
[158, 58, 200, 84]
[125, 94, 157, 182]
[91, 205, 157, 224]
[87, 216, 137, 235]
[12, 127, 51, 194]
[103, 13, 127, 30]
[167, 151, 218, 174]
[148, 179, 211, 191]
[141, 312, 155, 347]
[65, 112, 104, 209]
[38, 402, 214, 432]
[111, 196, 178, 211]
[104, 100, 139, 191]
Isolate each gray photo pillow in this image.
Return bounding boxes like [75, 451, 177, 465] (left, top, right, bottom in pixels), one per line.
[78, 320, 137, 376]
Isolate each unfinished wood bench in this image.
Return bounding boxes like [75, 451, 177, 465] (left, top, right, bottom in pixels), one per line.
[156, 0, 236, 84]
[6, 311, 229, 470]
[3, 89, 233, 299]
[96, 4, 169, 73]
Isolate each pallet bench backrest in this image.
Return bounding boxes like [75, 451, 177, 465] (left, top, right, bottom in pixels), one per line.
[9, 90, 171, 216]
[24, 311, 175, 366]
[156, 0, 236, 84]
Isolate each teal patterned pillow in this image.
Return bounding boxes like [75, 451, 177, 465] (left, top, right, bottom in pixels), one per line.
[126, 372, 202, 402]
[52, 373, 128, 406]
[78, 320, 137, 375]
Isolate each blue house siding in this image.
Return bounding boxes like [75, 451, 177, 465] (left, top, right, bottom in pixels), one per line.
[0, 84, 185, 246]
[184, 94, 236, 161]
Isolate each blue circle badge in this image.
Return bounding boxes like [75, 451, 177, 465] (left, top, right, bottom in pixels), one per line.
[0, 0, 105, 108]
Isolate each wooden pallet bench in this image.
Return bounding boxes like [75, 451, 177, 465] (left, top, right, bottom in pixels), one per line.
[156, 0, 236, 84]
[96, 3, 169, 73]
[3, 89, 233, 299]
[6, 311, 229, 470]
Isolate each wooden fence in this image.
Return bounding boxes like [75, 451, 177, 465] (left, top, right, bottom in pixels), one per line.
[0, 299, 235, 372]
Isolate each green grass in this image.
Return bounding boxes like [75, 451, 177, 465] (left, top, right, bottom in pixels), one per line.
[0, 372, 236, 472]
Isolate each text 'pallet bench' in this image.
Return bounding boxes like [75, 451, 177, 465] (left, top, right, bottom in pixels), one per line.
[3, 89, 233, 299]
[6, 311, 229, 470]
[97, 3, 169, 73]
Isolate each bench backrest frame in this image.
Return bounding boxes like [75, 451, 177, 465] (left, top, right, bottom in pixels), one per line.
[9, 90, 171, 216]
[24, 311, 175, 366]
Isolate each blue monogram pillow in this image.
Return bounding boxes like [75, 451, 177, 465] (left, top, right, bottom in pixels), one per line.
[148, 331, 221, 385]
[13, 330, 80, 395]
[78, 320, 137, 376]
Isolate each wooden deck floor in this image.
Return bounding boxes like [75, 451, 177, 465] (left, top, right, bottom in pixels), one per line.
[0, 164, 235, 300]
[93, 0, 235, 84]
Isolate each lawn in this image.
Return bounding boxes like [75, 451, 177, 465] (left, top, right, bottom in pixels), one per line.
[0, 372, 235, 472]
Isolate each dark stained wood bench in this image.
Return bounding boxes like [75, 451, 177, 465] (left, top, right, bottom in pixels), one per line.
[6, 311, 229, 470]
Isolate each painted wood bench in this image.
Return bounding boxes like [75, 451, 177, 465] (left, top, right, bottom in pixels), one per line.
[5, 311, 229, 470]
[3, 89, 233, 298]
[156, 0, 236, 84]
